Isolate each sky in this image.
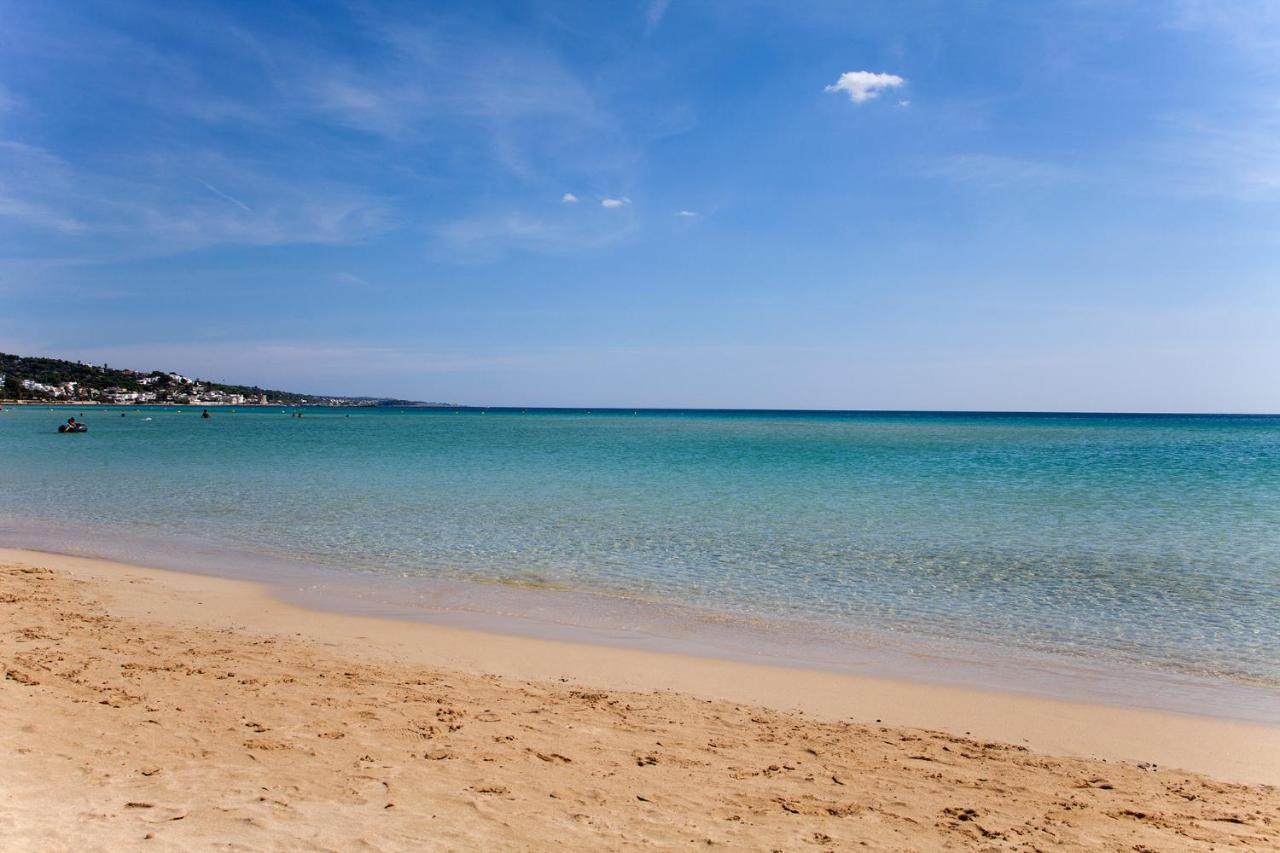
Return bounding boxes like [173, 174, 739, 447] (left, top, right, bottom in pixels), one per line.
[0, 0, 1277, 411]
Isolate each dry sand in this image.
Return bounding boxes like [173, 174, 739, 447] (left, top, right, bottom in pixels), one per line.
[1, 549, 1278, 850]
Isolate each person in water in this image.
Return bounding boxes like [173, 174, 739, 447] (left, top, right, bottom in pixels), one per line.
[202, 408, 210, 419]
[65, 417, 79, 430]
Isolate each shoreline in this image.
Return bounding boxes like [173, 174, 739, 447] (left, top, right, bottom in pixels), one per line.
[5, 524, 1277, 728]
[4, 549, 1278, 850]
[4, 546, 1278, 786]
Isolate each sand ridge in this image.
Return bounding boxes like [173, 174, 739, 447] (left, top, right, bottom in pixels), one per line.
[2, 559, 1278, 850]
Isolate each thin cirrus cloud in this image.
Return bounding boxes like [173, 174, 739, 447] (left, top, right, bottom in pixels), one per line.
[645, 0, 672, 34]
[674, 210, 699, 217]
[436, 211, 637, 258]
[201, 181, 253, 213]
[922, 153, 1068, 188]
[0, 139, 389, 255]
[0, 83, 19, 112]
[1152, 111, 1280, 200]
[601, 197, 630, 208]
[824, 71, 905, 104]
[0, 4, 637, 259]
[332, 271, 370, 288]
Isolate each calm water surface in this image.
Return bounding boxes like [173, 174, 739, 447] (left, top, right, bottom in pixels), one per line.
[2, 406, 1277, 706]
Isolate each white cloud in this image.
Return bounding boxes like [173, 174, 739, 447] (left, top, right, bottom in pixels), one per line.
[824, 71, 905, 104]
[561, 192, 578, 203]
[674, 209, 699, 217]
[601, 196, 630, 208]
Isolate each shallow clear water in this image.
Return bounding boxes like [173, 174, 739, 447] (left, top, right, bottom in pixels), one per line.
[2, 406, 1277, 694]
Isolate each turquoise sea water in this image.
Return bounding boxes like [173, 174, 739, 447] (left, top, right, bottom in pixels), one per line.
[2, 406, 1277, 706]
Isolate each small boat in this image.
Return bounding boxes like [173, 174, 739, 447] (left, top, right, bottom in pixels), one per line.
[57, 423, 88, 433]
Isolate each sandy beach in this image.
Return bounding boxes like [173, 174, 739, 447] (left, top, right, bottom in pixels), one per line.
[2, 548, 1278, 851]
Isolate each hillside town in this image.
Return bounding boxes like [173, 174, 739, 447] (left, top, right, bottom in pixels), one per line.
[0, 353, 442, 407]
[7, 372, 276, 406]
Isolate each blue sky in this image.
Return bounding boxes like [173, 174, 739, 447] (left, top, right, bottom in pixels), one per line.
[1, 0, 1277, 410]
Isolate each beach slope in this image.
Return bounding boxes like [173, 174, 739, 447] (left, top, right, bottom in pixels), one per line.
[2, 554, 1277, 850]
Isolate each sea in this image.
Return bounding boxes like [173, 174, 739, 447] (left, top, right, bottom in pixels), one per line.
[2, 405, 1277, 721]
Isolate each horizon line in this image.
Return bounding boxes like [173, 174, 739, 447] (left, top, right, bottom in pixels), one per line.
[14, 401, 1277, 417]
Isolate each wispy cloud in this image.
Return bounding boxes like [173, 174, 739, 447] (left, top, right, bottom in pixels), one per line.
[561, 192, 579, 203]
[1151, 111, 1280, 199]
[674, 209, 699, 217]
[436, 211, 636, 257]
[646, 0, 672, 34]
[921, 154, 1069, 188]
[0, 140, 390, 256]
[332, 271, 370, 288]
[0, 193, 87, 234]
[201, 181, 253, 213]
[0, 141, 87, 234]
[0, 4, 639, 266]
[1166, 1, 1280, 59]
[1154, 5, 1280, 199]
[825, 71, 905, 104]
[0, 83, 19, 113]
[601, 196, 630, 208]
[284, 10, 630, 187]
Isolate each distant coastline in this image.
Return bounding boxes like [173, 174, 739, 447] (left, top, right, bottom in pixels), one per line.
[0, 351, 452, 408]
[0, 399, 454, 408]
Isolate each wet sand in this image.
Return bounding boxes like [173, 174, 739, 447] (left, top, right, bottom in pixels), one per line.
[2, 548, 1278, 850]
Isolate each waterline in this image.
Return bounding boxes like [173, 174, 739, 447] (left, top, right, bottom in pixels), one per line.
[2, 406, 1277, 712]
